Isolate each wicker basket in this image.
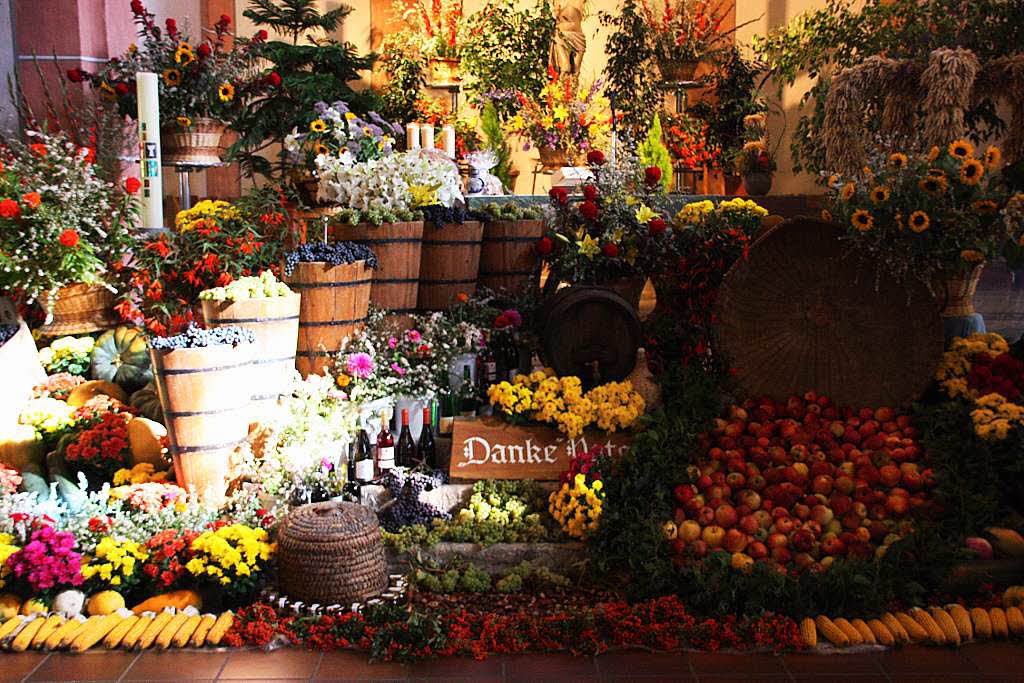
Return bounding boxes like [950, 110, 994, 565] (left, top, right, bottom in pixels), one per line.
[38, 283, 118, 336]
[938, 264, 985, 317]
[538, 146, 570, 169]
[277, 501, 388, 604]
[162, 117, 225, 165]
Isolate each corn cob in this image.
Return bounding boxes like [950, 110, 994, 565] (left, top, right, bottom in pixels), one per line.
[882, 613, 910, 644]
[171, 613, 203, 648]
[59, 615, 97, 648]
[119, 614, 153, 649]
[928, 608, 961, 646]
[866, 619, 895, 646]
[0, 616, 26, 642]
[1005, 606, 1024, 636]
[815, 615, 849, 647]
[799, 617, 817, 648]
[989, 608, 1009, 639]
[945, 604, 973, 640]
[909, 607, 946, 645]
[206, 611, 233, 646]
[31, 615, 65, 649]
[155, 612, 189, 649]
[894, 612, 928, 642]
[970, 607, 993, 639]
[10, 616, 45, 652]
[103, 615, 139, 648]
[832, 618, 864, 645]
[44, 615, 85, 650]
[136, 610, 174, 650]
[189, 614, 217, 647]
[71, 614, 122, 652]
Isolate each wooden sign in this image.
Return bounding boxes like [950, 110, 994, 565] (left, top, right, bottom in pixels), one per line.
[449, 417, 633, 480]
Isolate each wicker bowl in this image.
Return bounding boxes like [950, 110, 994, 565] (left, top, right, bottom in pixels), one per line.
[38, 283, 119, 336]
[277, 501, 388, 605]
[712, 218, 943, 409]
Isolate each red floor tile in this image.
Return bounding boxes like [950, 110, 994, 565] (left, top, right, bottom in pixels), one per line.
[0, 652, 48, 681]
[315, 649, 410, 680]
[595, 651, 691, 679]
[874, 645, 980, 676]
[407, 655, 503, 679]
[689, 652, 789, 677]
[27, 651, 139, 682]
[122, 650, 230, 680]
[961, 640, 1024, 676]
[503, 652, 599, 680]
[217, 648, 322, 680]
[789, 677, 887, 683]
[783, 651, 886, 676]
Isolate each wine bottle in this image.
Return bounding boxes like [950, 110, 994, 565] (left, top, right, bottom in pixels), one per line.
[397, 408, 416, 468]
[353, 429, 375, 484]
[418, 405, 437, 468]
[459, 365, 478, 416]
[376, 415, 395, 476]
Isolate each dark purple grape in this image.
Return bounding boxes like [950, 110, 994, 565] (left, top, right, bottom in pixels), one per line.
[283, 241, 378, 276]
[149, 323, 255, 350]
[0, 324, 18, 348]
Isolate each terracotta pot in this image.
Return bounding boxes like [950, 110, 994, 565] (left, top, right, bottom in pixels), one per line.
[538, 146, 569, 169]
[742, 171, 773, 196]
[39, 283, 118, 336]
[428, 57, 461, 86]
[658, 59, 699, 83]
[939, 263, 985, 317]
[161, 117, 226, 165]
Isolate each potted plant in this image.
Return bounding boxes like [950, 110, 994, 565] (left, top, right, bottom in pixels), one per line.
[637, 0, 753, 82]
[78, 2, 263, 165]
[0, 129, 139, 333]
[502, 76, 610, 168]
[826, 141, 1011, 321]
[735, 138, 777, 196]
[665, 112, 721, 192]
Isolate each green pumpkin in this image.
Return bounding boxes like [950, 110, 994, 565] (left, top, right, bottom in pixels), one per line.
[91, 327, 152, 389]
[129, 383, 163, 422]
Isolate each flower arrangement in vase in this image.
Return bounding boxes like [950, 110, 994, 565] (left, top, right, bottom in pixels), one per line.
[733, 113, 776, 196]
[637, 0, 753, 82]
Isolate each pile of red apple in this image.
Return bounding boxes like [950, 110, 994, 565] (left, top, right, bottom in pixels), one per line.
[664, 392, 936, 574]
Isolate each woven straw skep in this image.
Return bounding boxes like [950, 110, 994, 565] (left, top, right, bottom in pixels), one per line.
[920, 47, 980, 150]
[277, 501, 388, 604]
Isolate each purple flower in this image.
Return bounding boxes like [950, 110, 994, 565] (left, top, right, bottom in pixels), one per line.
[320, 458, 333, 471]
[501, 309, 522, 328]
[390, 362, 407, 377]
[314, 101, 329, 113]
[405, 329, 422, 342]
[387, 336, 398, 349]
[346, 352, 375, 379]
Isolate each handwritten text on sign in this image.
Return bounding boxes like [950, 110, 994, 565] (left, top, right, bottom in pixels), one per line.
[449, 417, 632, 480]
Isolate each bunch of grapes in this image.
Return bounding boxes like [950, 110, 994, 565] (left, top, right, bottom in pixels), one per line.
[149, 323, 255, 350]
[378, 468, 450, 532]
[418, 204, 490, 230]
[283, 241, 379, 277]
[0, 323, 18, 348]
[199, 270, 292, 302]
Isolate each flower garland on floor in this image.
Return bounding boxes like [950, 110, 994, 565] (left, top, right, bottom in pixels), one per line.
[223, 596, 804, 660]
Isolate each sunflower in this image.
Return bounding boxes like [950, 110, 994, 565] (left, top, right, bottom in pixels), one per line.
[870, 185, 891, 204]
[960, 249, 985, 263]
[928, 146, 941, 162]
[927, 167, 946, 178]
[972, 199, 999, 215]
[821, 209, 833, 222]
[217, 83, 235, 102]
[851, 209, 874, 232]
[162, 68, 182, 87]
[949, 139, 974, 160]
[314, 143, 329, 156]
[984, 146, 1002, 169]
[309, 119, 328, 134]
[919, 176, 948, 196]
[959, 159, 984, 185]
[98, 81, 118, 101]
[840, 182, 856, 201]
[175, 48, 195, 66]
[827, 174, 840, 187]
[908, 210, 930, 233]
[888, 153, 908, 169]
[176, 116, 192, 128]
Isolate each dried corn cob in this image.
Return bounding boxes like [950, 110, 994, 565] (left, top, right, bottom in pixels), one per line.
[909, 607, 946, 645]
[43, 615, 85, 650]
[815, 615, 849, 647]
[103, 615, 139, 649]
[206, 611, 233, 646]
[171, 612, 203, 648]
[990, 608, 1009, 639]
[189, 614, 217, 647]
[928, 608, 961, 647]
[833, 618, 864, 645]
[849, 619, 876, 645]
[70, 613, 122, 652]
[119, 614, 153, 649]
[136, 609, 174, 650]
[799, 617, 817, 648]
[882, 613, 910, 644]
[866, 619, 895, 646]
[10, 616, 45, 652]
[1005, 606, 1024, 636]
[945, 605, 973, 641]
[970, 608, 993, 639]
[155, 612, 189, 649]
[31, 615, 65, 649]
[895, 612, 928, 642]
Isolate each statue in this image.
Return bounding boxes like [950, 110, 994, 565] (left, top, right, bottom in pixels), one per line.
[549, 0, 586, 78]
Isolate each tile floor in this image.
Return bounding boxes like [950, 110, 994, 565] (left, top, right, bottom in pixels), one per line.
[0, 642, 1022, 682]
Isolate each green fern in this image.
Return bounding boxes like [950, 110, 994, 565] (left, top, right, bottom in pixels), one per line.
[637, 115, 673, 192]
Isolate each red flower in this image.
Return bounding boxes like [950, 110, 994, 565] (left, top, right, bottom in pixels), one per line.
[254, 29, 268, 42]
[20, 192, 41, 209]
[602, 242, 619, 258]
[30, 143, 46, 157]
[216, 272, 233, 286]
[648, 218, 667, 236]
[114, 82, 130, 96]
[198, 43, 212, 58]
[265, 71, 281, 87]
[579, 200, 599, 221]
[645, 167, 662, 185]
[130, 0, 145, 16]
[165, 18, 177, 37]
[124, 177, 142, 194]
[586, 150, 606, 166]
[66, 68, 87, 83]
[582, 184, 599, 201]
[548, 187, 568, 206]
[220, 14, 231, 25]
[59, 229, 80, 247]
[0, 199, 20, 218]
[494, 314, 510, 329]
[536, 236, 553, 255]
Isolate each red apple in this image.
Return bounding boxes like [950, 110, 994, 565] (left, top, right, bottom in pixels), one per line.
[669, 538, 686, 555]
[811, 475, 834, 496]
[774, 516, 796, 534]
[738, 490, 762, 510]
[767, 532, 789, 548]
[748, 541, 769, 559]
[754, 510, 773, 529]
[674, 507, 687, 524]
[739, 515, 760, 535]
[829, 494, 853, 516]
[723, 528, 749, 552]
[771, 545, 792, 564]
[715, 505, 739, 529]
[810, 504, 834, 526]
[793, 503, 811, 521]
[702, 525, 726, 548]
[697, 506, 716, 526]
[679, 520, 702, 542]
[885, 494, 909, 516]
[879, 465, 901, 488]
[689, 539, 708, 558]
[835, 475, 855, 495]
[674, 484, 697, 504]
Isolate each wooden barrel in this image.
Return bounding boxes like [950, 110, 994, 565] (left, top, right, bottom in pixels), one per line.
[201, 293, 300, 417]
[334, 222, 424, 314]
[479, 219, 543, 293]
[539, 286, 641, 386]
[417, 221, 484, 311]
[0, 320, 46, 428]
[286, 260, 373, 377]
[149, 343, 253, 504]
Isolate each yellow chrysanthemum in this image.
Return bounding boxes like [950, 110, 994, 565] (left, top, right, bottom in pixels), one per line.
[162, 68, 181, 87]
[176, 116, 192, 128]
[870, 185, 891, 204]
[310, 119, 328, 133]
[217, 82, 235, 102]
[959, 159, 984, 185]
[949, 139, 974, 160]
[908, 210, 930, 233]
[888, 152, 908, 169]
[851, 209, 874, 232]
[840, 182, 856, 201]
[984, 146, 1002, 169]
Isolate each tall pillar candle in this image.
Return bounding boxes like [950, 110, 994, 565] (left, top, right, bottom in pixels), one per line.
[406, 123, 420, 150]
[135, 72, 164, 232]
[442, 124, 456, 159]
[421, 124, 435, 151]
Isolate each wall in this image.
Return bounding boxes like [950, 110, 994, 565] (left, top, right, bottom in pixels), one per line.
[0, 0, 16, 132]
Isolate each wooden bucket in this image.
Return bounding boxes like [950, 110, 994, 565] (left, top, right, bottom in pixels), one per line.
[286, 260, 373, 377]
[479, 219, 543, 293]
[334, 222, 424, 314]
[201, 293, 301, 417]
[149, 343, 253, 504]
[0, 321, 47, 428]
[417, 221, 484, 311]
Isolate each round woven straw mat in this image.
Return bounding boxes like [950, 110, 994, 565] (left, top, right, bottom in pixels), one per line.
[277, 500, 388, 605]
[712, 218, 943, 408]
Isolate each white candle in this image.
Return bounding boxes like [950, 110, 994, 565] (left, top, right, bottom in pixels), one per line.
[406, 123, 420, 149]
[135, 72, 164, 231]
[421, 124, 435, 151]
[442, 124, 456, 158]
